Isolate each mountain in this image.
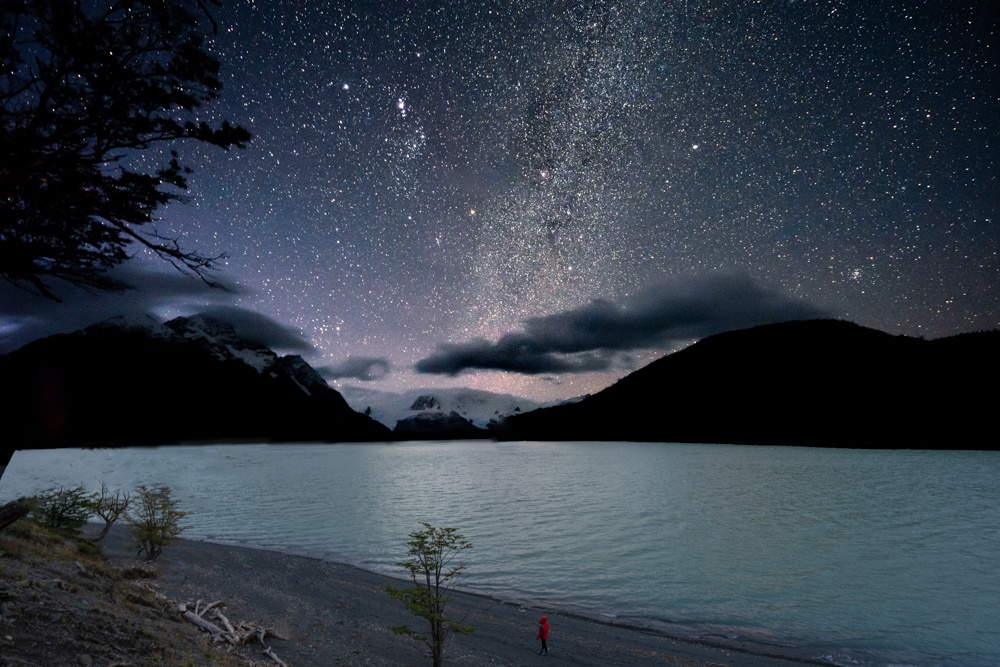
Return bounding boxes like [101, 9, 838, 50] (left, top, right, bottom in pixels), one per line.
[497, 319, 1000, 449]
[337, 386, 548, 430]
[0, 314, 390, 465]
[393, 411, 485, 439]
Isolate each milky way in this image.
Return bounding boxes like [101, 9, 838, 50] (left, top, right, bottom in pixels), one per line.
[20, 1, 1000, 400]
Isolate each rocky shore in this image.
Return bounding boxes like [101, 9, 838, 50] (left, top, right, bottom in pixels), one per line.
[95, 527, 828, 667]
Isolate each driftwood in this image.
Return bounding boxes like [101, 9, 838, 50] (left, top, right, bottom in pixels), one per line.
[262, 645, 288, 667]
[180, 607, 229, 641]
[178, 599, 287, 665]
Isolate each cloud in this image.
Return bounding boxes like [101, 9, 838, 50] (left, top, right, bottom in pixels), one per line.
[0, 263, 246, 353]
[318, 356, 392, 381]
[0, 262, 316, 354]
[415, 273, 832, 376]
[415, 338, 614, 375]
[195, 305, 313, 352]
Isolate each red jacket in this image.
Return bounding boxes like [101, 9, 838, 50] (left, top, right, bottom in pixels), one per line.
[537, 616, 550, 640]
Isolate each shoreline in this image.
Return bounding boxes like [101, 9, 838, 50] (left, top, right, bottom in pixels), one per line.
[99, 527, 831, 666]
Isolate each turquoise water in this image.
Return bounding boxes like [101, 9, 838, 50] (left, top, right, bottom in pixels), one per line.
[3, 441, 998, 666]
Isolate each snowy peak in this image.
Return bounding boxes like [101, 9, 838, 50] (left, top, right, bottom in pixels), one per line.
[85, 313, 289, 377]
[164, 315, 279, 374]
[394, 410, 482, 436]
[84, 313, 173, 338]
[274, 355, 332, 398]
[339, 386, 546, 430]
[409, 395, 442, 411]
[79, 314, 340, 403]
[2, 313, 391, 448]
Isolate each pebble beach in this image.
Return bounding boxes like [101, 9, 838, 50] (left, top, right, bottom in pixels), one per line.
[101, 528, 828, 667]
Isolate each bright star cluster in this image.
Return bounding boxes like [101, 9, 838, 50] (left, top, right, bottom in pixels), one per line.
[157, 0, 997, 400]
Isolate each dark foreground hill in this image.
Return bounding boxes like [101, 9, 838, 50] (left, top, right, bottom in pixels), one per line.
[497, 319, 999, 449]
[0, 315, 390, 466]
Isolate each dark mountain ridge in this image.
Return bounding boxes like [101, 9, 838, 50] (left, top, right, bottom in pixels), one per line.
[3, 318, 996, 465]
[497, 319, 999, 449]
[0, 315, 390, 467]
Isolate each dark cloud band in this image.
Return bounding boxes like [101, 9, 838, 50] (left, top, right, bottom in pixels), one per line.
[0, 262, 319, 354]
[196, 305, 314, 352]
[415, 339, 614, 376]
[415, 273, 831, 376]
[319, 356, 392, 381]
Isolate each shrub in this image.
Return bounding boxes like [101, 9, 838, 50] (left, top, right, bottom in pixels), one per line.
[76, 538, 102, 556]
[35, 487, 94, 535]
[126, 486, 188, 561]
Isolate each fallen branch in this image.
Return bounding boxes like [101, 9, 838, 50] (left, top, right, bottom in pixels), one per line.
[181, 609, 232, 643]
[195, 599, 223, 617]
[212, 608, 238, 637]
[262, 645, 288, 667]
[242, 624, 266, 646]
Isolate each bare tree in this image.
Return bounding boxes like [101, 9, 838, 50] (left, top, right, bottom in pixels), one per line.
[92, 481, 131, 540]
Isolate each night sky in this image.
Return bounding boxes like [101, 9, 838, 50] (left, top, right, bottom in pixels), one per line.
[3, 0, 998, 401]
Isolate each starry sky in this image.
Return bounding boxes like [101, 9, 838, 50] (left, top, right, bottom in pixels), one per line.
[3, 0, 998, 402]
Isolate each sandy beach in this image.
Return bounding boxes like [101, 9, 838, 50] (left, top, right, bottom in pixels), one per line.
[98, 528, 829, 667]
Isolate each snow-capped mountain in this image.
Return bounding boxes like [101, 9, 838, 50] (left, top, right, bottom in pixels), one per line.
[160, 314, 281, 373]
[0, 314, 389, 455]
[337, 385, 579, 430]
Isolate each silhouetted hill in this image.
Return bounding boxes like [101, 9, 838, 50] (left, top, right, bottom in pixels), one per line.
[497, 320, 999, 449]
[0, 315, 390, 466]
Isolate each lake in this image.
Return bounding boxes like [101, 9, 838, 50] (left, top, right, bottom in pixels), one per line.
[2, 441, 997, 666]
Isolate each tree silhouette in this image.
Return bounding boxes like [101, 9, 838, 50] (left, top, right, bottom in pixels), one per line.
[0, 0, 250, 301]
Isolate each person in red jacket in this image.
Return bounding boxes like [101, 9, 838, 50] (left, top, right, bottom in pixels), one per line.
[536, 615, 550, 655]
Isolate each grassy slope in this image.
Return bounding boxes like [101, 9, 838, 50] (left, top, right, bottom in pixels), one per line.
[0, 519, 248, 667]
